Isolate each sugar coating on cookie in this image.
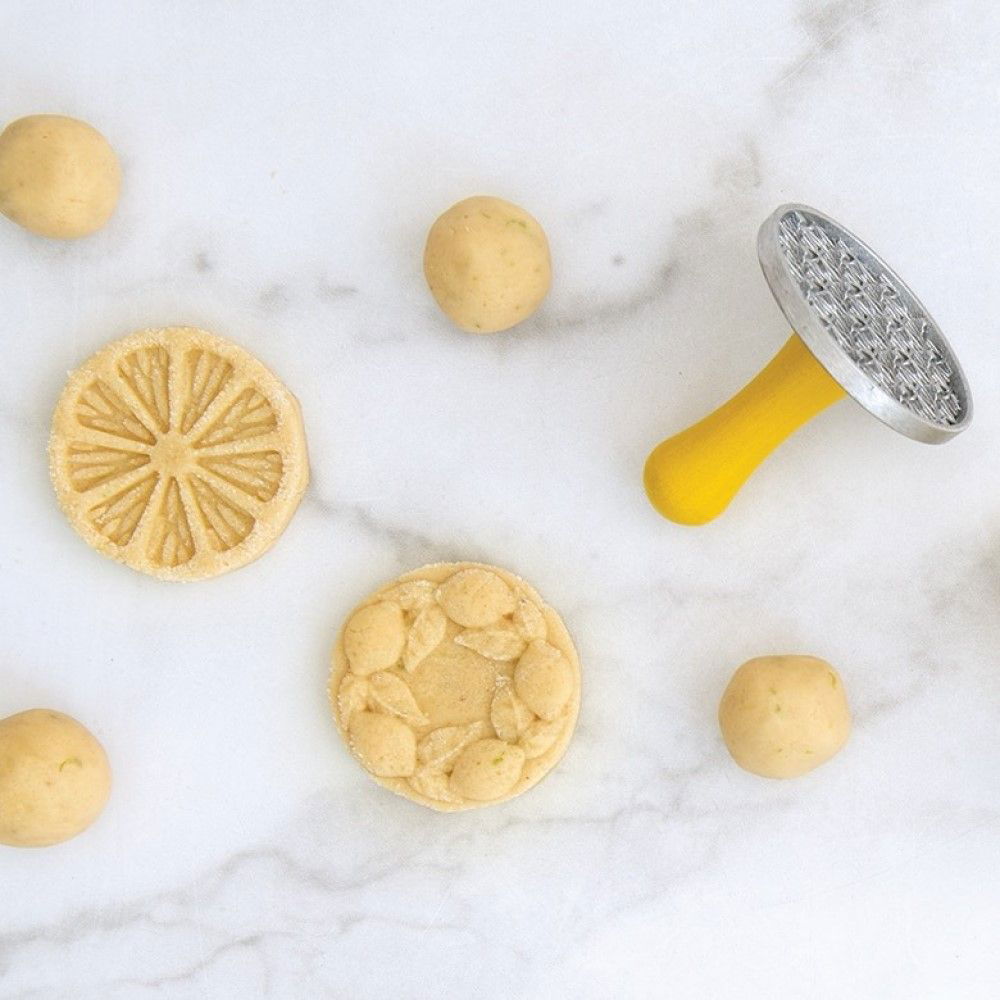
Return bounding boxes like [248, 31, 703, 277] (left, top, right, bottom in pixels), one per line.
[423, 195, 551, 333]
[0, 114, 121, 238]
[49, 327, 309, 581]
[329, 562, 581, 811]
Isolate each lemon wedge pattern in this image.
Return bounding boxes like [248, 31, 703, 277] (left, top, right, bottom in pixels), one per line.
[50, 327, 308, 580]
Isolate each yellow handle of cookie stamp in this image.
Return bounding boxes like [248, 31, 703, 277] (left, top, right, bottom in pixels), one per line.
[644, 334, 847, 525]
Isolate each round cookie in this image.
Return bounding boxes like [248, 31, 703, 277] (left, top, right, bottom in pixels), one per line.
[50, 326, 309, 581]
[0, 114, 121, 238]
[0, 709, 111, 848]
[423, 195, 551, 333]
[718, 655, 851, 779]
[329, 563, 581, 810]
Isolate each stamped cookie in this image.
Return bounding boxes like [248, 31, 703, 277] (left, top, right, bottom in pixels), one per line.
[49, 327, 309, 581]
[329, 562, 581, 811]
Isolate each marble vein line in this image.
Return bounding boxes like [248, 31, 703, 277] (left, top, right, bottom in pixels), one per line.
[770, 0, 905, 95]
[303, 490, 457, 566]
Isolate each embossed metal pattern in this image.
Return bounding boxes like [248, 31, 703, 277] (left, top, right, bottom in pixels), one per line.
[776, 209, 963, 427]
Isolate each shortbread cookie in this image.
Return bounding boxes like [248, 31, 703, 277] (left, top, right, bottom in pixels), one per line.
[50, 327, 309, 581]
[329, 562, 581, 811]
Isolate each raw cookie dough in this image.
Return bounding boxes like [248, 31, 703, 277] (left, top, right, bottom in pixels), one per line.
[423, 195, 551, 333]
[329, 562, 581, 810]
[0, 114, 121, 238]
[718, 655, 850, 779]
[0, 709, 111, 847]
[50, 326, 309, 581]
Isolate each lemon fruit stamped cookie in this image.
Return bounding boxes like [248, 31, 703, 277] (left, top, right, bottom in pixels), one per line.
[50, 327, 309, 581]
[330, 562, 581, 811]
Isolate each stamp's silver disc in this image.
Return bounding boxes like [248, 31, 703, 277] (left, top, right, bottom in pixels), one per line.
[757, 204, 971, 443]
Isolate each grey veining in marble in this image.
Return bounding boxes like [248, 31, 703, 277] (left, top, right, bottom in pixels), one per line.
[1, 1, 999, 998]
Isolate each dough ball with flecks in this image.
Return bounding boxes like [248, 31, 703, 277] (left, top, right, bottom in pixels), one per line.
[0, 115, 121, 238]
[718, 655, 850, 779]
[423, 195, 551, 333]
[0, 709, 111, 847]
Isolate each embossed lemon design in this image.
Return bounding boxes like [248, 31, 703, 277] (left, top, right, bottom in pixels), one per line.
[49, 327, 309, 580]
[330, 563, 582, 811]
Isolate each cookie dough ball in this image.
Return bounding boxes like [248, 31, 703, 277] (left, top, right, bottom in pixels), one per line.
[423, 195, 551, 333]
[0, 709, 111, 847]
[718, 655, 850, 779]
[0, 114, 121, 238]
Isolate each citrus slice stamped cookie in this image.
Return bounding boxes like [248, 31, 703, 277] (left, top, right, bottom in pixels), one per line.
[50, 327, 309, 581]
[329, 562, 581, 811]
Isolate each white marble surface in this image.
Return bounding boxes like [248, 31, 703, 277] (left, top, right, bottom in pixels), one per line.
[1, 1, 999, 997]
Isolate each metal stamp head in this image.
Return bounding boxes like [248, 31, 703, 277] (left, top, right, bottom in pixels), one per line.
[757, 204, 971, 443]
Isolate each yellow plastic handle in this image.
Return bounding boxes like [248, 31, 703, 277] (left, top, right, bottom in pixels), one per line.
[644, 335, 847, 525]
